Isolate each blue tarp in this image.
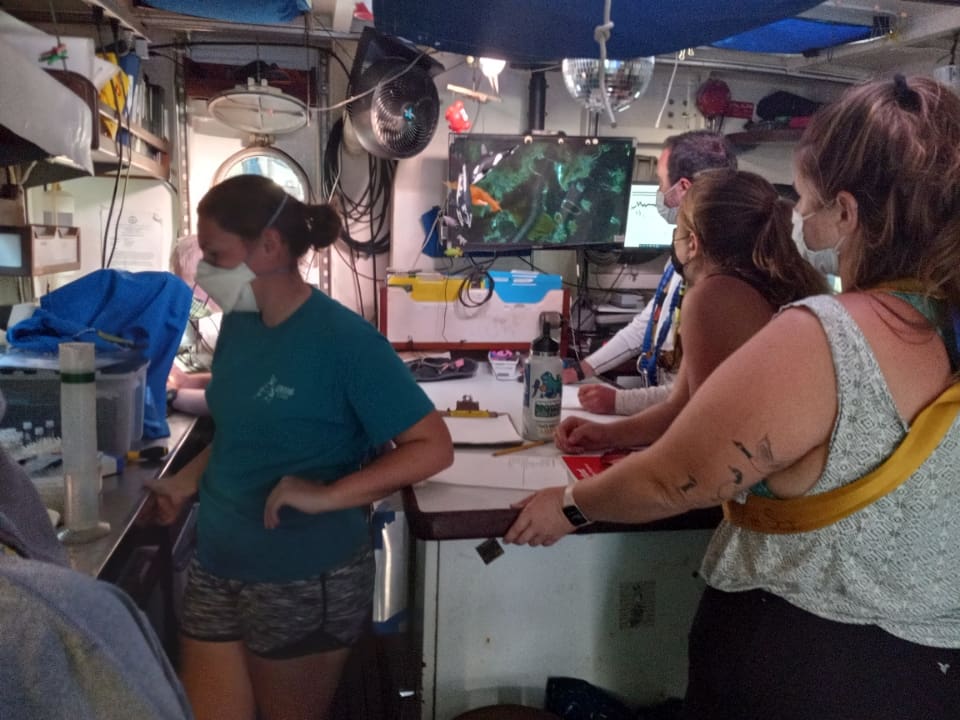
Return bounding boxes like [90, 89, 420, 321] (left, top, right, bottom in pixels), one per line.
[371, 0, 824, 63]
[6, 270, 192, 441]
[713, 18, 873, 54]
[140, 0, 310, 24]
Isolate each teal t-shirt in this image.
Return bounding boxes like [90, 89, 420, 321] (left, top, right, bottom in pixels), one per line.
[198, 289, 434, 582]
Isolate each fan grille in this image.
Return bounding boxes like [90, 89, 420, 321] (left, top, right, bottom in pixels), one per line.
[208, 86, 307, 135]
[349, 60, 439, 159]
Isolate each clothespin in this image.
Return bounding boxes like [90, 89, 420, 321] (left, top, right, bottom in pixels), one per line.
[40, 44, 69, 65]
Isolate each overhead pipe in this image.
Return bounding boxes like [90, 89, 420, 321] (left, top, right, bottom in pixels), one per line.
[528, 70, 547, 131]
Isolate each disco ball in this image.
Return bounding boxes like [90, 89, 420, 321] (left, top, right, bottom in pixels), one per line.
[561, 57, 656, 114]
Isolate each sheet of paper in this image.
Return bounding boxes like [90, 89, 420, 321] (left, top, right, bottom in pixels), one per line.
[442, 413, 523, 445]
[428, 452, 570, 491]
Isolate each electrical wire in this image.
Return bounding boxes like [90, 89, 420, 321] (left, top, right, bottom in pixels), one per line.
[322, 117, 394, 257]
[594, 0, 617, 126]
[97, 16, 126, 268]
[455, 261, 495, 308]
[46, 0, 69, 72]
[106, 128, 133, 268]
[655, 52, 682, 129]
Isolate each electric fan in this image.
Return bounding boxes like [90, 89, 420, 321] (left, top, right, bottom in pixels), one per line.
[346, 28, 444, 159]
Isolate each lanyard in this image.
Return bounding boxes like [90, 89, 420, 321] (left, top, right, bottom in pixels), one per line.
[638, 266, 682, 386]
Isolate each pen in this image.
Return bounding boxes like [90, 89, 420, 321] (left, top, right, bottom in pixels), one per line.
[491, 440, 550, 457]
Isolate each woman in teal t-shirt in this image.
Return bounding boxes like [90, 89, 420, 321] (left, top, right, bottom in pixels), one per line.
[144, 175, 453, 720]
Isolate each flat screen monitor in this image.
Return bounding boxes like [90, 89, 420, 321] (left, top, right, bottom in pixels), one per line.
[621, 182, 674, 260]
[444, 134, 635, 254]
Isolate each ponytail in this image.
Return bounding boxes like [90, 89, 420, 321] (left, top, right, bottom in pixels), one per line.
[751, 196, 828, 307]
[686, 170, 828, 309]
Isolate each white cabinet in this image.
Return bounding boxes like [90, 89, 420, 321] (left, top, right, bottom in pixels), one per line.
[412, 529, 713, 720]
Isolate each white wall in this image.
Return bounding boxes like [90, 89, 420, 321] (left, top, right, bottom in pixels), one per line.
[25, 177, 178, 295]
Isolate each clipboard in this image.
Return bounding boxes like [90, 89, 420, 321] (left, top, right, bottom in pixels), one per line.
[442, 413, 524, 446]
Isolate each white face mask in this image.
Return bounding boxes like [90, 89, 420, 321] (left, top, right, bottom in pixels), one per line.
[195, 260, 258, 313]
[791, 207, 844, 277]
[656, 190, 678, 225]
[656, 179, 686, 225]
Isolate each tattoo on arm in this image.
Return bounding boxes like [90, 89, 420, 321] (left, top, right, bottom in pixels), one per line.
[733, 435, 778, 473]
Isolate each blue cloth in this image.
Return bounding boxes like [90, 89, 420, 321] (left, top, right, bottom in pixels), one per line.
[199, 289, 435, 583]
[6, 270, 192, 440]
[141, 0, 309, 23]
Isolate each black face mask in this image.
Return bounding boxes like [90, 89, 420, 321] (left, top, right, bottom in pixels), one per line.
[670, 241, 685, 279]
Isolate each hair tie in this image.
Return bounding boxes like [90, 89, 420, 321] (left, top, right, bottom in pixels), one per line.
[893, 74, 921, 112]
[263, 193, 289, 232]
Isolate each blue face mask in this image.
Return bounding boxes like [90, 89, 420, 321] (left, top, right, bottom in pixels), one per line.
[791, 207, 844, 277]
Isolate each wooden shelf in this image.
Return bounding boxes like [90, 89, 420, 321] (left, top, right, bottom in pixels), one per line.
[726, 128, 803, 148]
[93, 135, 169, 179]
[96, 102, 170, 180]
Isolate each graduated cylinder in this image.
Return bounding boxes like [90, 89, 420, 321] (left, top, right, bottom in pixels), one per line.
[58, 342, 110, 544]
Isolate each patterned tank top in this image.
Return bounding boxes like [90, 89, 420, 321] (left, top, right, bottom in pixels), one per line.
[700, 294, 960, 648]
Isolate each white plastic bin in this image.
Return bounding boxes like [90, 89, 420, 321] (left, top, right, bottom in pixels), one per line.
[0, 353, 147, 456]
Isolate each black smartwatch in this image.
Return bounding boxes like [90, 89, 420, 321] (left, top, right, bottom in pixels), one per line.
[562, 484, 592, 527]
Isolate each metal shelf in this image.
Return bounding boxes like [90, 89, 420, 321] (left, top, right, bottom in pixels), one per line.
[0, 0, 147, 39]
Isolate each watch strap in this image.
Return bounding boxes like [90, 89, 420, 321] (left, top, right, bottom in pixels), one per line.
[562, 484, 592, 527]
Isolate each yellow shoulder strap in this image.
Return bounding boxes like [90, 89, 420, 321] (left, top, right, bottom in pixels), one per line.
[724, 383, 960, 534]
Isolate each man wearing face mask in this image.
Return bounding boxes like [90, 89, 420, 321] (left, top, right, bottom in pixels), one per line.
[563, 130, 738, 416]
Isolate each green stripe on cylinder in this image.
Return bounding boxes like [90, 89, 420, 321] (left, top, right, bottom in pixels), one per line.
[60, 372, 96, 384]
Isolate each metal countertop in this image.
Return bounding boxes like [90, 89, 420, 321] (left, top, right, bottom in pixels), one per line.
[65, 413, 198, 577]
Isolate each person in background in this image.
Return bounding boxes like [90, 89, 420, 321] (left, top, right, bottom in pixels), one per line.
[507, 75, 960, 719]
[564, 130, 738, 417]
[0, 389, 193, 720]
[557, 169, 825, 454]
[143, 175, 454, 720]
[167, 234, 214, 416]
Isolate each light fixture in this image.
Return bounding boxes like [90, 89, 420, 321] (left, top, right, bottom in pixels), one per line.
[478, 57, 506, 95]
[207, 78, 308, 135]
[561, 57, 655, 118]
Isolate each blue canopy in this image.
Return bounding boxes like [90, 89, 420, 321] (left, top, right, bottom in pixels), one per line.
[140, 0, 310, 24]
[371, 0, 825, 63]
[714, 17, 873, 54]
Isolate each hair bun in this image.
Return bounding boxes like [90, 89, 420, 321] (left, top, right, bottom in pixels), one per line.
[305, 204, 342, 249]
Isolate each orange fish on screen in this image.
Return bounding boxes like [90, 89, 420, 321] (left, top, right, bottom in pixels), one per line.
[445, 182, 503, 213]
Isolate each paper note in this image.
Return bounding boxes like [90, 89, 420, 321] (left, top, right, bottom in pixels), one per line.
[428, 452, 569, 491]
[442, 414, 523, 446]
